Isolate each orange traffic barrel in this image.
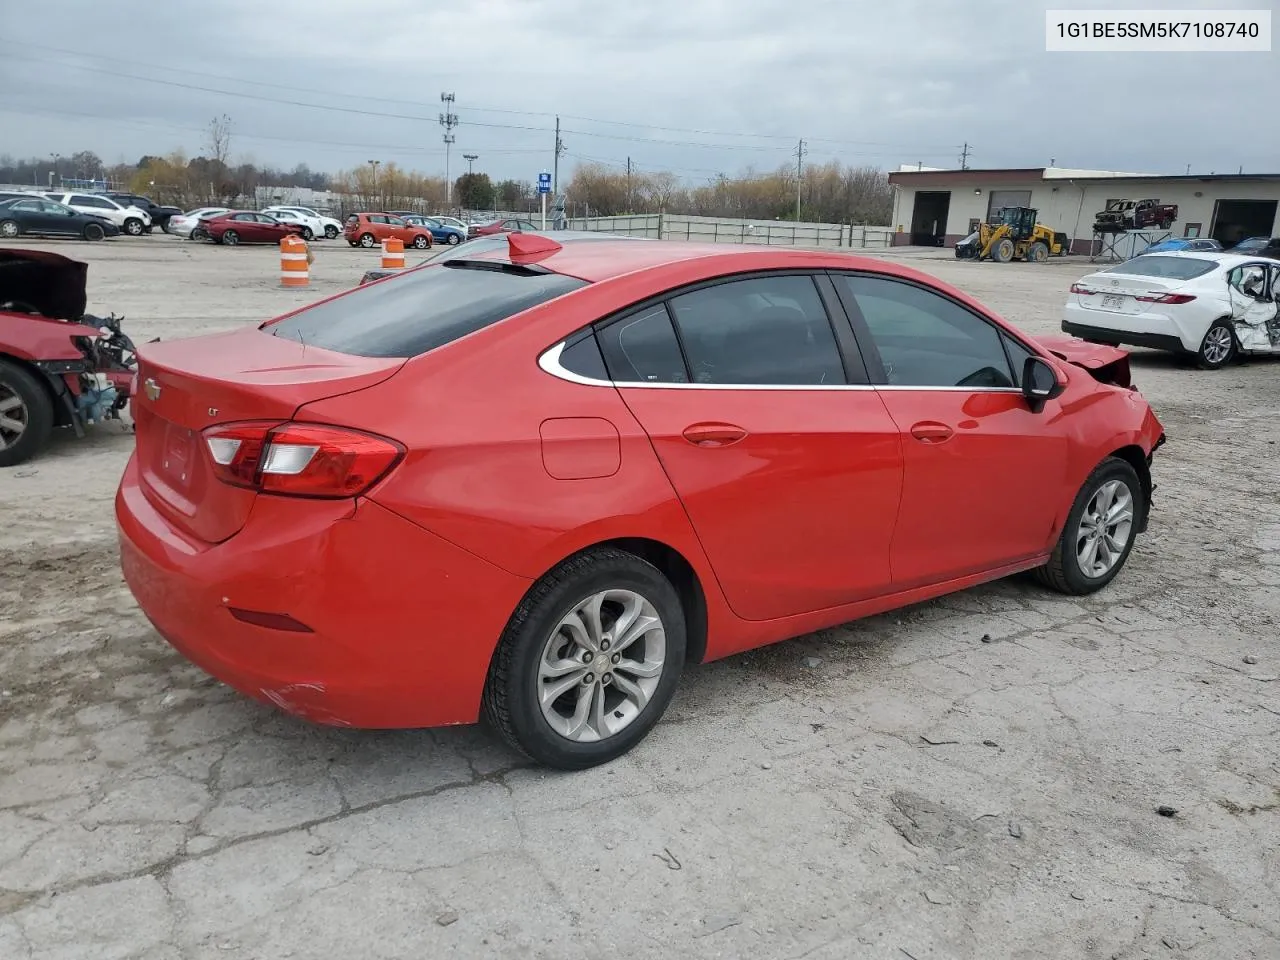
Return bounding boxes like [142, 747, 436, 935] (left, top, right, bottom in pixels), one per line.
[280, 235, 309, 287]
[381, 237, 405, 270]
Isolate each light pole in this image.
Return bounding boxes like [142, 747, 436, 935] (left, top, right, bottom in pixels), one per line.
[367, 159, 380, 206]
[463, 153, 478, 178]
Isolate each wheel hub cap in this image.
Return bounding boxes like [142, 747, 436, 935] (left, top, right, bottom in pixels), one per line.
[1075, 479, 1134, 578]
[0, 385, 28, 450]
[536, 589, 666, 743]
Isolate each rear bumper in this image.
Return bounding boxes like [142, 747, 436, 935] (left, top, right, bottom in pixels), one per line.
[116, 456, 532, 728]
[1062, 303, 1198, 353]
[1062, 319, 1187, 354]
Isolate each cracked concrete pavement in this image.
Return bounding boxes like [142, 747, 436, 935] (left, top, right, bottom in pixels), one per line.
[1, 237, 1277, 959]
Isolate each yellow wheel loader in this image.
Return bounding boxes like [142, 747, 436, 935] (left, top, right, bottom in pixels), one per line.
[955, 207, 1069, 262]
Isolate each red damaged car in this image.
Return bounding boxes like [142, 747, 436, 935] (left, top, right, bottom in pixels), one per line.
[1, 250, 136, 466]
[116, 235, 1165, 769]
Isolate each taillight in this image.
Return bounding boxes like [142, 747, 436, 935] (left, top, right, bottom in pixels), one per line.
[1069, 283, 1094, 295]
[202, 421, 403, 498]
[1135, 293, 1196, 304]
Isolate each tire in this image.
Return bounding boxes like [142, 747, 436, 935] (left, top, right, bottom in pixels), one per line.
[1027, 241, 1049, 263]
[123, 218, 144, 237]
[447, 233, 461, 245]
[0, 360, 54, 468]
[191, 228, 207, 241]
[1035, 457, 1144, 595]
[412, 234, 431, 249]
[992, 237, 1015, 263]
[222, 230, 239, 246]
[324, 225, 339, 239]
[83, 222, 105, 241]
[301, 227, 314, 241]
[1195, 319, 1236, 370]
[0, 220, 19, 239]
[359, 233, 376, 248]
[482, 547, 687, 770]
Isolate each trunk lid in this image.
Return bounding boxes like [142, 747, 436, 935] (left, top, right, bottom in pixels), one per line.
[1071, 270, 1184, 315]
[132, 328, 404, 543]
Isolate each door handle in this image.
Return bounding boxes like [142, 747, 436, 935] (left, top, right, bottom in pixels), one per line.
[682, 423, 748, 447]
[910, 421, 954, 444]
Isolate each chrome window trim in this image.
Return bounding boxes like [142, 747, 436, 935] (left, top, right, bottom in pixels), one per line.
[538, 341, 1024, 393]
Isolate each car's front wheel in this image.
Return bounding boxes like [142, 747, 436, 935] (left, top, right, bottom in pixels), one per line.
[447, 233, 461, 245]
[483, 547, 686, 769]
[83, 222, 105, 241]
[123, 217, 144, 236]
[0, 360, 54, 467]
[412, 234, 430, 249]
[1195, 319, 1236, 370]
[1035, 457, 1144, 595]
[324, 225, 339, 239]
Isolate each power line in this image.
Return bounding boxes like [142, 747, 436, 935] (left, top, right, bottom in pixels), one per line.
[0, 41, 961, 155]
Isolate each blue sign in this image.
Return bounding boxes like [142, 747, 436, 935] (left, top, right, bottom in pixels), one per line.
[537, 172, 552, 195]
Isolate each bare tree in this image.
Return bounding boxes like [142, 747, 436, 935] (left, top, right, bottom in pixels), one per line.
[207, 114, 232, 169]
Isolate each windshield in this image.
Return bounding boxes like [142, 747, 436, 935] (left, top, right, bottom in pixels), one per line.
[1103, 256, 1219, 280]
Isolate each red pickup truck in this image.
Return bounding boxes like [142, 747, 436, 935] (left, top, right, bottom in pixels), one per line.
[1094, 199, 1178, 232]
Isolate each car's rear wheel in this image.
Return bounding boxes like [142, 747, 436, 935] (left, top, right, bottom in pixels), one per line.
[359, 233, 376, 248]
[0, 360, 54, 468]
[412, 234, 430, 249]
[483, 547, 686, 769]
[1196, 319, 1236, 370]
[324, 225, 339, 239]
[222, 230, 239, 246]
[123, 218, 144, 237]
[83, 222, 105, 241]
[300, 227, 314, 241]
[447, 233, 461, 245]
[0, 220, 19, 239]
[1035, 457, 1144, 595]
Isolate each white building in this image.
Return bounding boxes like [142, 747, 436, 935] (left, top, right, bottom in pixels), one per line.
[888, 166, 1280, 253]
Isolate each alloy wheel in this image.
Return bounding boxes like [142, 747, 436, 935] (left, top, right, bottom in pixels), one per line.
[0, 221, 18, 238]
[536, 589, 666, 743]
[1202, 325, 1233, 365]
[1075, 479, 1134, 578]
[0, 385, 29, 451]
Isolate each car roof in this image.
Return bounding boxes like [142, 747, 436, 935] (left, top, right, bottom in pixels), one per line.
[452, 236, 945, 285]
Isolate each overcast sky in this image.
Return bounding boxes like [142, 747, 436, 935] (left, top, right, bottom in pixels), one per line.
[0, 0, 1273, 185]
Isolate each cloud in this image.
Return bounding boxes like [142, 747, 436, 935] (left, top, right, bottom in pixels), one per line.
[0, 0, 1272, 183]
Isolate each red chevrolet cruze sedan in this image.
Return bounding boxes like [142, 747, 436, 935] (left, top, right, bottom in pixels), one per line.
[117, 234, 1165, 769]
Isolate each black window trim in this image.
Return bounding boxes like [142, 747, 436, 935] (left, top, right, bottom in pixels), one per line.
[826, 269, 1041, 393]
[539, 268, 873, 391]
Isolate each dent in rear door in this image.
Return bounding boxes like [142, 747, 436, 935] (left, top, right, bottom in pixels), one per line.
[601, 277, 904, 622]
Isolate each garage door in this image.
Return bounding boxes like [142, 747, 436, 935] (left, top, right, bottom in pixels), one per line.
[987, 190, 1032, 220]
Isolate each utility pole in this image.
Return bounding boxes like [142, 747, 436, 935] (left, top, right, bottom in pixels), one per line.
[794, 138, 806, 222]
[626, 156, 632, 213]
[439, 92, 458, 205]
[959, 142, 971, 170]
[553, 116, 567, 194]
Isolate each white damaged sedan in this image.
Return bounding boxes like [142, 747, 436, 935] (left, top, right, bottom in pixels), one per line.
[1063, 252, 1280, 369]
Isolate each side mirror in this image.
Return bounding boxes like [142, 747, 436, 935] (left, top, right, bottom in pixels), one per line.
[1022, 356, 1064, 413]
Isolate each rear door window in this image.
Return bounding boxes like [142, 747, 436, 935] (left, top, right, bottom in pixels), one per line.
[667, 274, 846, 385]
[597, 305, 689, 384]
[268, 262, 587, 358]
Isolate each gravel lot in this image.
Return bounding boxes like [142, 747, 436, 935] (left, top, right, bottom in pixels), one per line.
[1, 235, 1277, 960]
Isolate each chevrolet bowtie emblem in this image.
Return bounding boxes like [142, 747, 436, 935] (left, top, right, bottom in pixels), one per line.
[143, 378, 161, 402]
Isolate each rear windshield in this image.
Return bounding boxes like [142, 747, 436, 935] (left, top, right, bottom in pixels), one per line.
[1104, 256, 1218, 280]
[267, 262, 587, 358]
